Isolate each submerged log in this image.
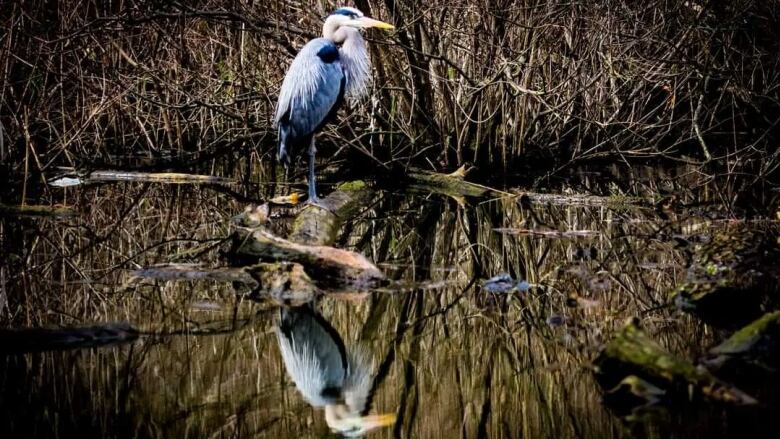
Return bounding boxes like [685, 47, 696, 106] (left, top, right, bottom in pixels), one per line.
[672, 226, 780, 327]
[0, 323, 139, 353]
[130, 262, 318, 304]
[594, 319, 756, 408]
[708, 310, 780, 365]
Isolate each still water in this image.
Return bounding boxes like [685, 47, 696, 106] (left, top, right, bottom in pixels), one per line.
[0, 163, 778, 438]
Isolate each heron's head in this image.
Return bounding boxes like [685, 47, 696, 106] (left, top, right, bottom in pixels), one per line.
[324, 7, 395, 32]
[325, 404, 396, 437]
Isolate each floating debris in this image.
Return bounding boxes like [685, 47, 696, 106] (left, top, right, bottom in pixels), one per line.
[189, 301, 223, 312]
[493, 228, 600, 238]
[47, 176, 82, 187]
[482, 273, 530, 294]
[546, 314, 567, 327]
[574, 246, 599, 260]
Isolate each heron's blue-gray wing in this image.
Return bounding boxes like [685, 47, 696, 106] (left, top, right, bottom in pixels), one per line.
[275, 38, 345, 163]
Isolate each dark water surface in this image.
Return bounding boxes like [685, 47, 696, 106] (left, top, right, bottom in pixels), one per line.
[1, 163, 778, 438]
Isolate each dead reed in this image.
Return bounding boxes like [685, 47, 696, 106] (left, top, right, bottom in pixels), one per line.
[2, 0, 779, 185]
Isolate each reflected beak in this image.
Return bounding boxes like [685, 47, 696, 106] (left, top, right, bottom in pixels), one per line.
[326, 405, 397, 436]
[357, 413, 397, 430]
[357, 16, 395, 30]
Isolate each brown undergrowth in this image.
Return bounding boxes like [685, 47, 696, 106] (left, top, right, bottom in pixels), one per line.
[2, 1, 779, 185]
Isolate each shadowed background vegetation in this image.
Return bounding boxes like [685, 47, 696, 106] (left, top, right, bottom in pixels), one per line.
[2, 0, 780, 188]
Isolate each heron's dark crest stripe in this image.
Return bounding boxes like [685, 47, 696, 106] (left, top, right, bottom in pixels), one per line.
[333, 8, 359, 17]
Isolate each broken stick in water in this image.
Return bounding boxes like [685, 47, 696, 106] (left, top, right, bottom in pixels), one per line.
[49, 170, 233, 187]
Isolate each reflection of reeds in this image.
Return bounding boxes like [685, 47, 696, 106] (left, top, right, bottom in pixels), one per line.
[0, 171, 757, 437]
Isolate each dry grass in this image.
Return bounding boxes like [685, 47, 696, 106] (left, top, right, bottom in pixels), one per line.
[2, 1, 779, 188]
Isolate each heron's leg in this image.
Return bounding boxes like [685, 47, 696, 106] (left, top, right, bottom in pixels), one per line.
[306, 137, 325, 207]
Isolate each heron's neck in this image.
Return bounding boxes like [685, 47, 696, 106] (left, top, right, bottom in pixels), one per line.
[324, 27, 370, 100]
[323, 22, 359, 45]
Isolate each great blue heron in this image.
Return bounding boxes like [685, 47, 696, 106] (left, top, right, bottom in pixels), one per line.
[274, 7, 394, 205]
[275, 305, 395, 436]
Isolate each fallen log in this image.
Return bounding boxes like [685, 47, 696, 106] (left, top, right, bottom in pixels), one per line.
[409, 166, 498, 198]
[131, 181, 381, 299]
[594, 319, 756, 410]
[229, 180, 384, 292]
[289, 180, 374, 246]
[232, 227, 384, 291]
[704, 311, 780, 404]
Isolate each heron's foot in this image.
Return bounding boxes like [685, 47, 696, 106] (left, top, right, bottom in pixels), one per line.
[305, 194, 330, 211]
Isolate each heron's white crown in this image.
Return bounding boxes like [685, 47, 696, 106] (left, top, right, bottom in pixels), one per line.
[325, 7, 394, 31]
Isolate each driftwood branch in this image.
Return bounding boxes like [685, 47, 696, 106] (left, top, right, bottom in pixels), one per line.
[232, 227, 384, 291]
[49, 170, 233, 187]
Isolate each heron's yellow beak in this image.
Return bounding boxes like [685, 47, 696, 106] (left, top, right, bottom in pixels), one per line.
[357, 17, 395, 30]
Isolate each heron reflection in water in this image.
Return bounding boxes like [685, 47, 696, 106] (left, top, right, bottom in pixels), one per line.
[275, 305, 395, 436]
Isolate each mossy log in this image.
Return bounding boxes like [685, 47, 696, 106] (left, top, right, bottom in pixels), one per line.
[703, 311, 780, 402]
[135, 181, 380, 298]
[289, 180, 373, 246]
[594, 319, 756, 407]
[230, 180, 384, 292]
[408, 166, 500, 199]
[672, 226, 780, 327]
